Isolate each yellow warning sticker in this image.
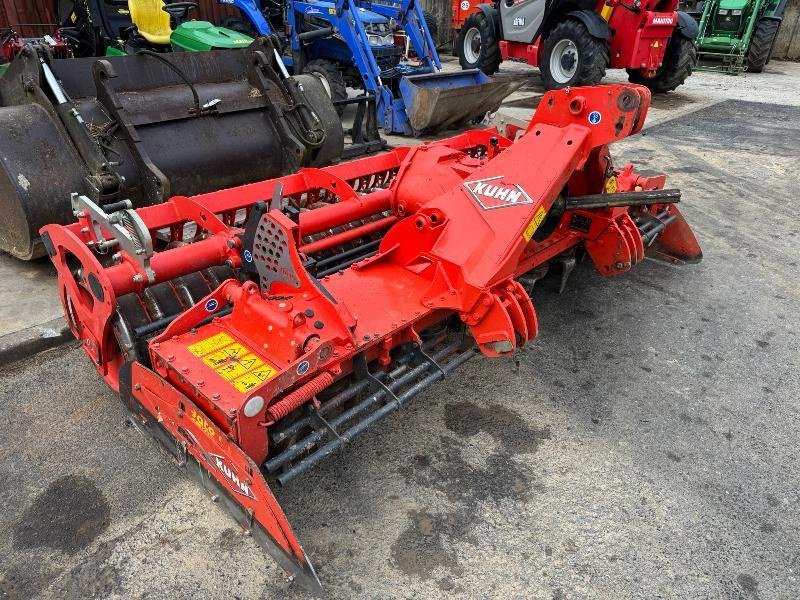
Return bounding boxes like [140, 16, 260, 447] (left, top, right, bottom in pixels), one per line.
[202, 343, 249, 368]
[188, 332, 235, 357]
[186, 332, 277, 393]
[523, 206, 548, 242]
[214, 354, 264, 381]
[232, 365, 279, 393]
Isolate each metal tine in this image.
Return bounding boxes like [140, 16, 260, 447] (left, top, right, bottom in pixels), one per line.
[268, 336, 439, 445]
[264, 341, 461, 474]
[275, 347, 476, 486]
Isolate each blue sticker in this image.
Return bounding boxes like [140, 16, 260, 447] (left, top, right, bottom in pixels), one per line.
[296, 360, 310, 375]
[205, 298, 219, 312]
[243, 249, 253, 263]
[588, 111, 602, 125]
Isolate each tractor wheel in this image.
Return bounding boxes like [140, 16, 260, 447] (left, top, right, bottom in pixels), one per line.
[457, 12, 501, 75]
[628, 33, 696, 93]
[302, 59, 348, 116]
[539, 20, 609, 90]
[292, 74, 345, 167]
[423, 10, 439, 45]
[747, 18, 781, 73]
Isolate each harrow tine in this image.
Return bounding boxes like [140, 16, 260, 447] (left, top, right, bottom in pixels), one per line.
[556, 255, 577, 294]
[276, 347, 476, 486]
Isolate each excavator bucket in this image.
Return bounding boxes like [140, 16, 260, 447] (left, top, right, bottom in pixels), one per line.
[399, 69, 521, 135]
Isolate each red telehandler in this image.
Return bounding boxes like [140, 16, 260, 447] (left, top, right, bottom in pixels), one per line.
[43, 83, 700, 594]
[454, 0, 699, 91]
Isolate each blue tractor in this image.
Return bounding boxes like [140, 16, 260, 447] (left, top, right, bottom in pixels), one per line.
[218, 0, 519, 135]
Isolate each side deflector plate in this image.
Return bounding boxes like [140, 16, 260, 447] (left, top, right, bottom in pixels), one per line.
[119, 362, 323, 596]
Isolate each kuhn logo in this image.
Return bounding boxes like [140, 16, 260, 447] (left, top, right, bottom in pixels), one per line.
[652, 16, 673, 24]
[463, 176, 533, 210]
[210, 453, 256, 500]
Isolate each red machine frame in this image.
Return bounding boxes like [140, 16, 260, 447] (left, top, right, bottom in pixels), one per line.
[42, 84, 701, 594]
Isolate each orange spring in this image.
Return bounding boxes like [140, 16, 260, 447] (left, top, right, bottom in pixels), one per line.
[266, 371, 334, 422]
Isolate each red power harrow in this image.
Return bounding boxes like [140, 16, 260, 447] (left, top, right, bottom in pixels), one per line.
[42, 84, 701, 594]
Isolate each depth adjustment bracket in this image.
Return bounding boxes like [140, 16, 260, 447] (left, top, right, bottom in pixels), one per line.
[71, 193, 155, 282]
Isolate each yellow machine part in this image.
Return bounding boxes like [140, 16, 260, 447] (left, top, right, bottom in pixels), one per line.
[128, 0, 173, 45]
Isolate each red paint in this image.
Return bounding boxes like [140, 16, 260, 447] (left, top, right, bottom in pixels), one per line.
[454, 0, 681, 74]
[42, 84, 701, 587]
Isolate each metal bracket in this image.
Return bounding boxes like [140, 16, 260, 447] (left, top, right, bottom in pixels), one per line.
[353, 352, 402, 409]
[71, 193, 155, 282]
[410, 341, 445, 379]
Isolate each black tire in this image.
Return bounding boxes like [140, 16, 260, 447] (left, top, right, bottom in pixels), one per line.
[423, 10, 439, 45]
[627, 33, 696, 93]
[747, 18, 780, 73]
[457, 12, 501, 75]
[539, 20, 608, 90]
[301, 59, 347, 116]
[291, 74, 345, 167]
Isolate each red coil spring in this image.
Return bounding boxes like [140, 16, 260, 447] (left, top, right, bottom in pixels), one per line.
[266, 371, 334, 422]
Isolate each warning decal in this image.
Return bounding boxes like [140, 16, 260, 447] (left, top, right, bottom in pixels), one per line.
[523, 206, 548, 242]
[188, 332, 235, 357]
[187, 332, 277, 392]
[232, 365, 279, 393]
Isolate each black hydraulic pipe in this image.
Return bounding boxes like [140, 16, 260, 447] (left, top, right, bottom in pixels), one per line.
[317, 250, 379, 277]
[133, 305, 233, 338]
[276, 348, 475, 486]
[298, 27, 334, 41]
[566, 188, 681, 210]
[642, 215, 677, 244]
[638, 210, 671, 233]
[314, 239, 380, 268]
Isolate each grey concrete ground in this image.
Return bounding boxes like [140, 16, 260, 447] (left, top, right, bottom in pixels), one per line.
[1, 62, 799, 600]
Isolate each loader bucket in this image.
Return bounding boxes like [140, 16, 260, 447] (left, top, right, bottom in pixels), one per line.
[0, 40, 343, 260]
[399, 69, 521, 135]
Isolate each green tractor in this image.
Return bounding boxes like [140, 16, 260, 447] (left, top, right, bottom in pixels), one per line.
[57, 0, 255, 56]
[687, 0, 787, 73]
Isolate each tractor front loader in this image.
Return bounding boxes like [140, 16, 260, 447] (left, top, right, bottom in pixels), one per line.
[42, 84, 701, 594]
[0, 38, 342, 260]
[257, 0, 522, 135]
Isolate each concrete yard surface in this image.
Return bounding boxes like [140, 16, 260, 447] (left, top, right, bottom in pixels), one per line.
[1, 65, 800, 599]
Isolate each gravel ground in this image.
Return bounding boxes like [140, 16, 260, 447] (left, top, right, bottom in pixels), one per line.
[1, 82, 799, 599]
